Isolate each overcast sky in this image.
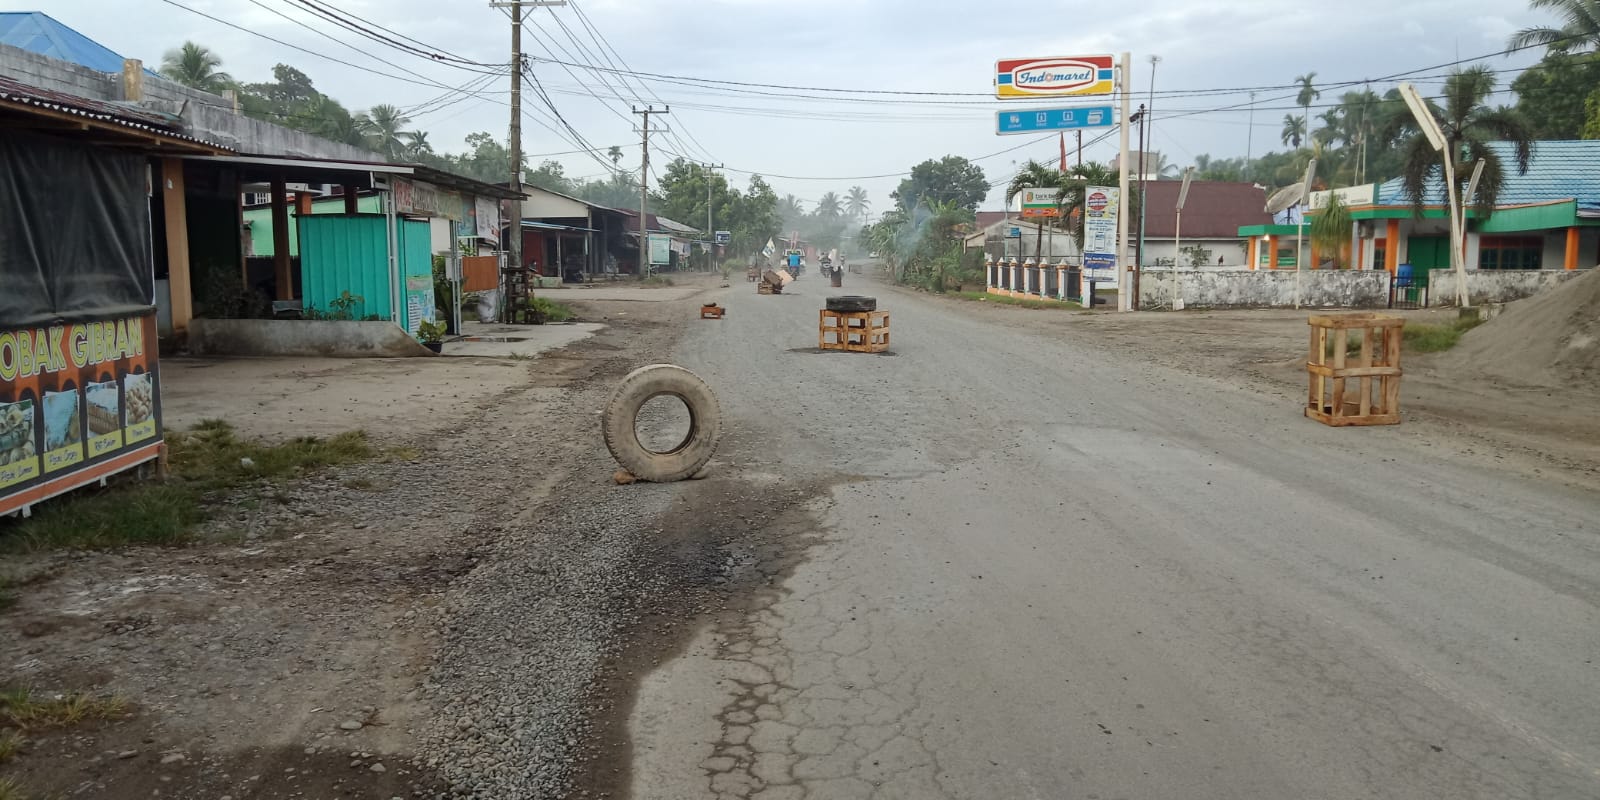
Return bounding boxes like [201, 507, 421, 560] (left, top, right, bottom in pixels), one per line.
[8, 0, 1549, 212]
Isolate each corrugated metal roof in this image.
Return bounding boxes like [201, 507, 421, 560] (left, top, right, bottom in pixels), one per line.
[1377, 140, 1600, 213]
[0, 11, 152, 74]
[0, 74, 228, 151]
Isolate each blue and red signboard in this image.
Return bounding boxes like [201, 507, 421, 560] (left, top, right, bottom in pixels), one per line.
[995, 55, 1116, 99]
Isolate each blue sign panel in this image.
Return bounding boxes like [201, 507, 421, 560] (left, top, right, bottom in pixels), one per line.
[996, 105, 1115, 136]
[1083, 252, 1116, 269]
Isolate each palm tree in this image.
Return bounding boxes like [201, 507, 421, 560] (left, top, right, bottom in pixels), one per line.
[816, 191, 843, 220]
[607, 145, 624, 167]
[778, 194, 805, 221]
[160, 42, 233, 93]
[1400, 66, 1533, 222]
[404, 131, 433, 161]
[1281, 114, 1307, 148]
[1509, 0, 1600, 53]
[356, 104, 412, 161]
[1295, 72, 1321, 138]
[845, 186, 870, 221]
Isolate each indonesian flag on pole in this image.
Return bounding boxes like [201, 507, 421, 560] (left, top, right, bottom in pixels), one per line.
[1060, 132, 1068, 172]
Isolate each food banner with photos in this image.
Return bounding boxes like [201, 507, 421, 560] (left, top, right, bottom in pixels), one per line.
[0, 314, 162, 515]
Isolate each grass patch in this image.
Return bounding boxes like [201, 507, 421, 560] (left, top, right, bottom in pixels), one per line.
[1403, 317, 1482, 353]
[951, 291, 1081, 310]
[527, 297, 575, 323]
[0, 422, 378, 553]
[640, 274, 675, 287]
[0, 687, 129, 731]
[0, 729, 20, 764]
[0, 776, 25, 800]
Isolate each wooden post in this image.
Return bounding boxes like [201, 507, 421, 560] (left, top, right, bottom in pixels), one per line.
[270, 177, 292, 301]
[1385, 220, 1400, 274]
[1566, 226, 1580, 270]
[344, 185, 359, 214]
[160, 159, 193, 335]
[1310, 239, 1321, 270]
[295, 192, 313, 216]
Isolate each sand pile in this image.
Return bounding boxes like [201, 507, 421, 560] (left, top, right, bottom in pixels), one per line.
[1441, 268, 1600, 390]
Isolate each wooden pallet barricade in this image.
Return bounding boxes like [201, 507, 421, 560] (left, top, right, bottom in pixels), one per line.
[1306, 312, 1402, 427]
[819, 309, 889, 353]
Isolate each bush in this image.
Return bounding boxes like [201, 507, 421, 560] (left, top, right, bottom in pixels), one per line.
[521, 297, 574, 324]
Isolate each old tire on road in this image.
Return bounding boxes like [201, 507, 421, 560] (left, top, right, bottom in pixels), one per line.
[603, 364, 722, 483]
[825, 295, 877, 313]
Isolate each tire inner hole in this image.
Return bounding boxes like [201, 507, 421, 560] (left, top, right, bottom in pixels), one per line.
[635, 393, 693, 455]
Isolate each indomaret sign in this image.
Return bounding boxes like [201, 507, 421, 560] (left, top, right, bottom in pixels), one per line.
[995, 56, 1116, 99]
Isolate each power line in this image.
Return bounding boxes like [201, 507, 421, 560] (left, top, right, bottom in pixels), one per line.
[553, 0, 718, 162]
[290, 0, 506, 71]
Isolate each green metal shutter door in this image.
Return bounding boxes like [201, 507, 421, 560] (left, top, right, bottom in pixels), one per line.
[299, 214, 392, 321]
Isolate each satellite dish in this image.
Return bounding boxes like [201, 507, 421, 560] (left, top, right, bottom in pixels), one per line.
[1265, 182, 1306, 214]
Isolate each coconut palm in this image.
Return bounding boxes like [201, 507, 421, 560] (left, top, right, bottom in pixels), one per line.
[1399, 66, 1533, 221]
[778, 194, 806, 222]
[816, 191, 843, 220]
[1295, 72, 1321, 136]
[356, 104, 413, 161]
[1281, 114, 1307, 148]
[845, 186, 870, 221]
[405, 131, 433, 160]
[160, 42, 234, 93]
[1509, 0, 1600, 53]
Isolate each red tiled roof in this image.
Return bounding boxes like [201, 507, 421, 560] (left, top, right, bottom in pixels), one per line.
[975, 211, 1010, 230]
[1140, 181, 1269, 238]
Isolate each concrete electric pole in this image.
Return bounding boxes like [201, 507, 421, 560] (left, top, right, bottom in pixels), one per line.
[705, 162, 723, 271]
[633, 105, 669, 274]
[490, 0, 565, 275]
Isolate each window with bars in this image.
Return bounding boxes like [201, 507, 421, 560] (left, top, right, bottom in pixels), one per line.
[1478, 236, 1543, 270]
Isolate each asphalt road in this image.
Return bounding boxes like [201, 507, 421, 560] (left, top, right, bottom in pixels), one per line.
[624, 270, 1600, 800]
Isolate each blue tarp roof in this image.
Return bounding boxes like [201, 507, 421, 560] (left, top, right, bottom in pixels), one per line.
[1377, 140, 1600, 214]
[0, 11, 154, 74]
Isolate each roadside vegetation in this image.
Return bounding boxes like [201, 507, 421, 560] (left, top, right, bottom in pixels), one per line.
[1402, 318, 1483, 352]
[0, 687, 131, 799]
[640, 274, 675, 287]
[951, 291, 1082, 310]
[520, 296, 576, 323]
[0, 420, 385, 553]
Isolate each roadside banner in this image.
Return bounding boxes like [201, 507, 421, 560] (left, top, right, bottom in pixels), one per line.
[762, 238, 776, 258]
[1082, 186, 1119, 269]
[1, 314, 162, 515]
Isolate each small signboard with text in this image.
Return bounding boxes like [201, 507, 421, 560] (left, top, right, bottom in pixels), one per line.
[648, 234, 672, 266]
[997, 105, 1115, 135]
[1020, 188, 1062, 218]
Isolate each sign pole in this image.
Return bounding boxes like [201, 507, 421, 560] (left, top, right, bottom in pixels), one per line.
[1116, 51, 1133, 312]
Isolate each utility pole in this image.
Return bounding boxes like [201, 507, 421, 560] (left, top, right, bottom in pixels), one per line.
[1246, 91, 1257, 182]
[705, 162, 723, 272]
[490, 0, 565, 275]
[1076, 130, 1082, 168]
[633, 105, 668, 274]
[1115, 51, 1132, 312]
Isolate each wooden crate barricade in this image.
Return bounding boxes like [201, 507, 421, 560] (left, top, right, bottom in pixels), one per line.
[700, 303, 725, 319]
[1306, 313, 1403, 427]
[819, 309, 890, 353]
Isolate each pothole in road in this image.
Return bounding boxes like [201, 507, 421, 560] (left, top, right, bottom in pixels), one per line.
[634, 393, 693, 454]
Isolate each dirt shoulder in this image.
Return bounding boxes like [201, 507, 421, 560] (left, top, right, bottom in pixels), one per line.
[0, 283, 729, 799]
[914, 288, 1600, 489]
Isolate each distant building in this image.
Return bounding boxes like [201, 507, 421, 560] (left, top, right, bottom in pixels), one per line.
[1139, 181, 1271, 268]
